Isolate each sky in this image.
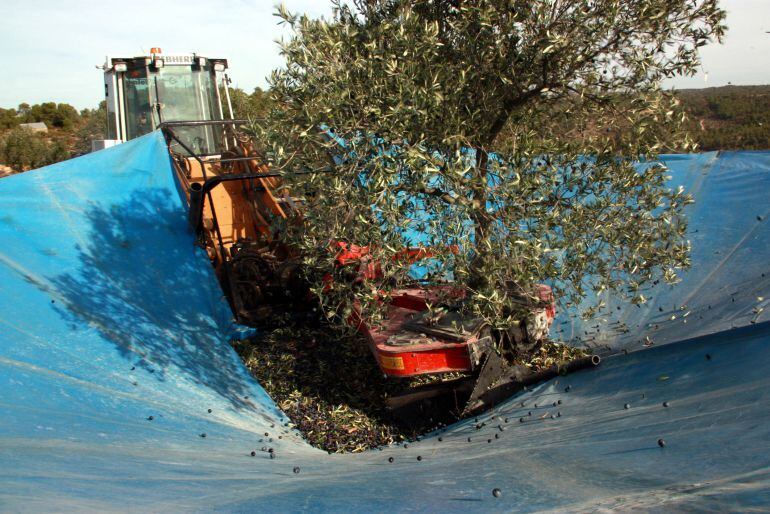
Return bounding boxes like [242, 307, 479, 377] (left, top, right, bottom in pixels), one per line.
[0, 0, 768, 110]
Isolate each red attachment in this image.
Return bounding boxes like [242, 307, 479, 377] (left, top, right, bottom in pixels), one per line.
[356, 288, 475, 377]
[332, 241, 556, 378]
[357, 285, 556, 378]
[537, 284, 556, 320]
[333, 241, 370, 266]
[331, 242, 460, 281]
[332, 242, 379, 280]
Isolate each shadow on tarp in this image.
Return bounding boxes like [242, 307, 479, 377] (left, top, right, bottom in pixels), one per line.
[0, 132, 275, 421]
[45, 188, 255, 410]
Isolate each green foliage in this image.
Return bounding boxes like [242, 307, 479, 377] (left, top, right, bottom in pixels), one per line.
[45, 139, 70, 164]
[73, 101, 107, 155]
[0, 127, 57, 171]
[16, 103, 31, 118]
[19, 102, 81, 130]
[260, 0, 726, 329]
[0, 100, 106, 170]
[492, 85, 770, 152]
[679, 86, 770, 151]
[228, 86, 272, 120]
[0, 108, 19, 130]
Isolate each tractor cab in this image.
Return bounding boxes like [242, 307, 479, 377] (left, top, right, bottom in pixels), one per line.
[94, 48, 233, 154]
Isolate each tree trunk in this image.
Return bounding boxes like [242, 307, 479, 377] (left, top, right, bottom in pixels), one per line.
[469, 146, 491, 291]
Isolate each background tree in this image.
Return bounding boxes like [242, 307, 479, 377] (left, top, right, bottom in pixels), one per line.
[45, 139, 70, 165]
[228, 86, 272, 120]
[0, 127, 52, 171]
[260, 0, 726, 331]
[16, 103, 31, 119]
[0, 108, 19, 130]
[20, 102, 81, 130]
[0, 126, 73, 172]
[73, 101, 107, 155]
[678, 86, 770, 151]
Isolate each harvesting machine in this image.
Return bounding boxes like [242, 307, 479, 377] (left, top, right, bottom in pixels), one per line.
[96, 49, 596, 420]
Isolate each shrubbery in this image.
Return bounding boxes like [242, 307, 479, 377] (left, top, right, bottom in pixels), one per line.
[0, 127, 70, 172]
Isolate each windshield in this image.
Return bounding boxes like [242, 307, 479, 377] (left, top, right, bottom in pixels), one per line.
[120, 62, 224, 153]
[152, 65, 223, 155]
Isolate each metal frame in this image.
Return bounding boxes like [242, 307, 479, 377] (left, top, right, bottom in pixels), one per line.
[159, 119, 330, 319]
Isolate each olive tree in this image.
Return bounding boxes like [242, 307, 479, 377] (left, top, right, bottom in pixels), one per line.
[258, 0, 726, 330]
[0, 127, 50, 172]
[229, 86, 272, 121]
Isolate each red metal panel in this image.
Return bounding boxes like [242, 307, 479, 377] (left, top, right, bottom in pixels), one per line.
[374, 345, 472, 377]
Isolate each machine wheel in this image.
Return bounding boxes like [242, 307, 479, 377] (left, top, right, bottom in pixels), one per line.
[230, 242, 309, 324]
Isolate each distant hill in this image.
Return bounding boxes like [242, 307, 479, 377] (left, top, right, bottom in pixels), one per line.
[677, 85, 770, 151]
[1, 85, 767, 176]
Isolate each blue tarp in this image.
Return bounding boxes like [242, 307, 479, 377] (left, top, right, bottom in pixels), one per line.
[560, 151, 770, 351]
[1, 132, 769, 512]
